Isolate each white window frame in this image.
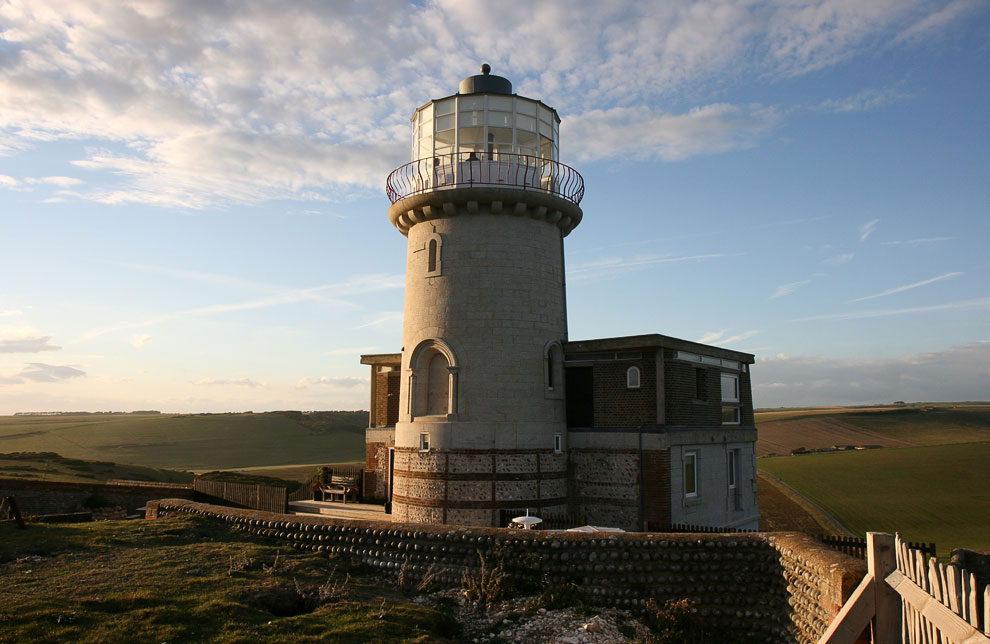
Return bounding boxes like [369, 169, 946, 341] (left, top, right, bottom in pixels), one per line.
[553, 433, 562, 454]
[728, 449, 738, 489]
[721, 373, 739, 403]
[626, 365, 641, 389]
[684, 451, 698, 498]
[419, 432, 430, 452]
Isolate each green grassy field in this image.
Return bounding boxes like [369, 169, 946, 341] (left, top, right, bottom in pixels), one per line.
[758, 442, 990, 559]
[0, 452, 195, 483]
[0, 412, 367, 471]
[0, 515, 461, 643]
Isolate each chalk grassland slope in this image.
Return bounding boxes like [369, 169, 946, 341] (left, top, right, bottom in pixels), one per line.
[754, 405, 990, 456]
[0, 515, 460, 644]
[758, 442, 990, 559]
[0, 411, 367, 471]
[756, 471, 845, 536]
[0, 452, 195, 483]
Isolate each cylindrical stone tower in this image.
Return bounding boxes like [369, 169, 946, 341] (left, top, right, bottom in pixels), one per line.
[385, 65, 584, 526]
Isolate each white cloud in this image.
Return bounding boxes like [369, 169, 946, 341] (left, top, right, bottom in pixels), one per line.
[295, 375, 368, 390]
[822, 253, 855, 265]
[353, 311, 404, 330]
[848, 272, 964, 304]
[565, 103, 780, 163]
[0, 325, 61, 353]
[0, 310, 24, 317]
[880, 237, 954, 246]
[816, 86, 909, 113]
[792, 297, 990, 322]
[130, 334, 152, 348]
[194, 377, 267, 389]
[25, 175, 84, 186]
[753, 341, 990, 407]
[713, 330, 760, 346]
[568, 252, 744, 281]
[696, 330, 726, 344]
[325, 346, 380, 356]
[18, 362, 85, 383]
[859, 218, 880, 242]
[0, 174, 19, 188]
[770, 279, 811, 299]
[0, 1, 976, 207]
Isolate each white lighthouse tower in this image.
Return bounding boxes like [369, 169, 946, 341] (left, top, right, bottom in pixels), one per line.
[385, 65, 584, 526]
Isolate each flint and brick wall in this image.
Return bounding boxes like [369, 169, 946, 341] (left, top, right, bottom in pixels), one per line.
[1, 478, 193, 516]
[147, 499, 864, 643]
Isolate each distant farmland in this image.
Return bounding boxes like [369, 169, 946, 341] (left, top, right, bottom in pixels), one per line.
[759, 442, 990, 559]
[755, 404, 990, 457]
[0, 411, 367, 471]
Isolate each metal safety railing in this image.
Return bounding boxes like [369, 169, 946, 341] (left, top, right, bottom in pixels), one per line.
[385, 151, 585, 205]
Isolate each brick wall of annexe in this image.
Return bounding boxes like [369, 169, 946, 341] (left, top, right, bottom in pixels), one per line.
[146, 498, 864, 644]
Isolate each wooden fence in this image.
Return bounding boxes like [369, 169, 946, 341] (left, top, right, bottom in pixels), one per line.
[818, 533, 990, 644]
[665, 522, 757, 534]
[192, 479, 287, 514]
[819, 534, 937, 562]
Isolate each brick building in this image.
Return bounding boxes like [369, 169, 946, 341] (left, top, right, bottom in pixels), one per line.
[359, 66, 758, 532]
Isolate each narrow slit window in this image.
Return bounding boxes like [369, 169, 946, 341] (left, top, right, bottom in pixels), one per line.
[428, 239, 437, 273]
[554, 433, 562, 454]
[685, 452, 698, 497]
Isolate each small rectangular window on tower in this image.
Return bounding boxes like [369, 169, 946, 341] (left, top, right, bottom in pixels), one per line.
[554, 433, 562, 454]
[419, 432, 430, 452]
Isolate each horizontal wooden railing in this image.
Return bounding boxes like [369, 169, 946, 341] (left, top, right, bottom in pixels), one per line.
[819, 534, 937, 562]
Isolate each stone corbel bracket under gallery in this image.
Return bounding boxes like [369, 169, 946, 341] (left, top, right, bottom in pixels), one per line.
[388, 186, 584, 237]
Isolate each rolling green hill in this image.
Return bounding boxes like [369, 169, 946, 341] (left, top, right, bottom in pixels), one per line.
[0, 411, 367, 471]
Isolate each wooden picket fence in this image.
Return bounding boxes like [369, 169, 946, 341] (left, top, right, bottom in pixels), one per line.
[192, 479, 287, 514]
[666, 522, 757, 534]
[818, 533, 990, 644]
[819, 534, 937, 562]
[286, 466, 365, 503]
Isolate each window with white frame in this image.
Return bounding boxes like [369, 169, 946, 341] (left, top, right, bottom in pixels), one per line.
[684, 451, 698, 497]
[721, 372, 740, 425]
[553, 433, 562, 454]
[728, 449, 738, 489]
[626, 365, 641, 389]
[419, 432, 430, 452]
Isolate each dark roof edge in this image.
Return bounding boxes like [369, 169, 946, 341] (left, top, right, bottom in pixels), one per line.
[563, 333, 755, 363]
[360, 353, 402, 365]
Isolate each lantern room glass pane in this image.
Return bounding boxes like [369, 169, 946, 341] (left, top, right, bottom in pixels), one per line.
[459, 126, 484, 142]
[515, 99, 536, 116]
[487, 111, 512, 127]
[435, 99, 454, 115]
[489, 96, 513, 111]
[540, 135, 553, 160]
[539, 120, 553, 138]
[459, 96, 484, 111]
[516, 114, 536, 132]
[420, 104, 433, 124]
[435, 145, 453, 156]
[436, 114, 455, 131]
[460, 110, 483, 127]
[538, 106, 553, 124]
[517, 130, 537, 146]
[436, 129, 456, 145]
[489, 127, 512, 143]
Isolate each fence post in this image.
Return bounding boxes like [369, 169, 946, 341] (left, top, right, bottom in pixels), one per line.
[868, 532, 900, 643]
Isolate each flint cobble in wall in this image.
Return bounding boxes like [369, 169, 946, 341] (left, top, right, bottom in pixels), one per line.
[147, 499, 862, 643]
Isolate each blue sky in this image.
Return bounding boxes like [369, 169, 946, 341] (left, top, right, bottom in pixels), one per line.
[1, 0, 988, 414]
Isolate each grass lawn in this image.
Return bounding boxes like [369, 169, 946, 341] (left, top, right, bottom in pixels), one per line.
[0, 515, 460, 643]
[0, 452, 195, 484]
[0, 412, 366, 471]
[759, 442, 990, 559]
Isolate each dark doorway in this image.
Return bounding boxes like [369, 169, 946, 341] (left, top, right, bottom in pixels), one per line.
[565, 366, 594, 428]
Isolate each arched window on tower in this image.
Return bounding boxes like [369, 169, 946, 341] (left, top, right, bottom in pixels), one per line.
[544, 340, 564, 400]
[408, 338, 458, 420]
[428, 239, 438, 273]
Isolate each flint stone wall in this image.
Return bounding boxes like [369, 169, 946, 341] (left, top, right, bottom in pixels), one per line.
[146, 498, 864, 643]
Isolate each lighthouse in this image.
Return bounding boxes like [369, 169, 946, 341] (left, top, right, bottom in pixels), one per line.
[382, 65, 584, 526]
[360, 66, 759, 534]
